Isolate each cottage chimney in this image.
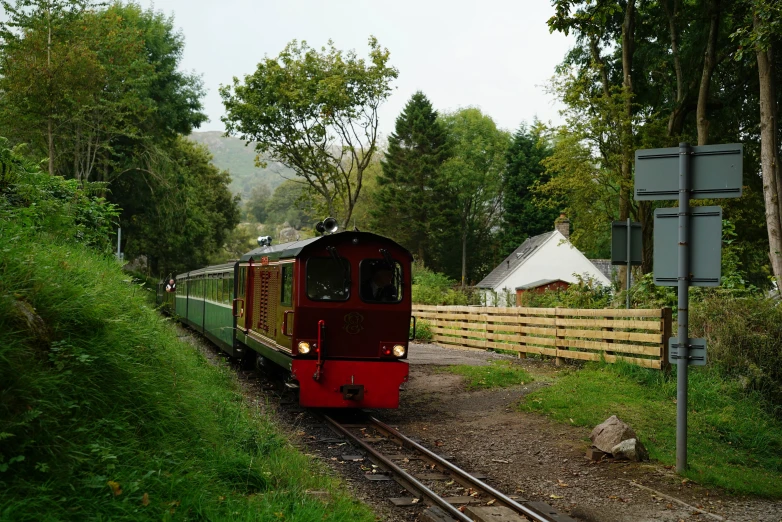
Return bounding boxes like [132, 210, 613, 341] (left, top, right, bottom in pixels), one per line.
[554, 213, 570, 239]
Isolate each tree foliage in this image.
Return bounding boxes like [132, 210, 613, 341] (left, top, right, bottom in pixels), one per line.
[120, 138, 240, 275]
[220, 37, 398, 228]
[0, 2, 228, 275]
[371, 92, 452, 265]
[544, 0, 778, 288]
[0, 137, 119, 252]
[439, 108, 510, 285]
[500, 122, 558, 256]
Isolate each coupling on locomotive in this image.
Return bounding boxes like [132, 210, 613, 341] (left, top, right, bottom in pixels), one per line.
[156, 219, 413, 409]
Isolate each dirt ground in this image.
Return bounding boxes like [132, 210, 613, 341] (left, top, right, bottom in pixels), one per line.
[177, 328, 782, 522]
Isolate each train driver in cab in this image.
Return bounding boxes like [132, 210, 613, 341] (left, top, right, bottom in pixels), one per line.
[362, 262, 398, 302]
[165, 278, 176, 293]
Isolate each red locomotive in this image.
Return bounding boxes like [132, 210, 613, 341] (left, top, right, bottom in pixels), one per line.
[160, 220, 413, 409]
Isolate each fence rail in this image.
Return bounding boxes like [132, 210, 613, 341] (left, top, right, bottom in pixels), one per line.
[412, 305, 673, 370]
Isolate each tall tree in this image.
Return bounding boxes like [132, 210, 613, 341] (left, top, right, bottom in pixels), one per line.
[121, 138, 240, 275]
[549, 0, 640, 286]
[439, 108, 509, 287]
[371, 92, 451, 264]
[0, 0, 92, 175]
[500, 122, 557, 255]
[0, 2, 206, 184]
[732, 0, 782, 291]
[220, 37, 398, 228]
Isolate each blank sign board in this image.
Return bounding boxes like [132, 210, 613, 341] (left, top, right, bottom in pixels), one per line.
[653, 206, 722, 286]
[611, 221, 642, 266]
[635, 144, 743, 201]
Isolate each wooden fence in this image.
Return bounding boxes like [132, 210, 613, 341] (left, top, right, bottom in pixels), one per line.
[412, 305, 673, 370]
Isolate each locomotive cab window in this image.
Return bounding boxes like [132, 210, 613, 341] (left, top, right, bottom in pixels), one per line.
[360, 259, 403, 303]
[306, 257, 350, 301]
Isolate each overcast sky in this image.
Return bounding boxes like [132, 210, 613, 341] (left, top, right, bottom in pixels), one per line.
[136, 0, 574, 138]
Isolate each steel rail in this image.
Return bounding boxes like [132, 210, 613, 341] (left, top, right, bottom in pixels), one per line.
[368, 416, 559, 522]
[322, 414, 475, 522]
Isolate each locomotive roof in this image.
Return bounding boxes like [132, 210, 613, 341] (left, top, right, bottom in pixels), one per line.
[239, 232, 411, 263]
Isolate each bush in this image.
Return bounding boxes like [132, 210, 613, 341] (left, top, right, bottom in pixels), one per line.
[411, 319, 433, 342]
[690, 294, 782, 414]
[411, 261, 479, 305]
[517, 274, 613, 309]
[0, 138, 119, 253]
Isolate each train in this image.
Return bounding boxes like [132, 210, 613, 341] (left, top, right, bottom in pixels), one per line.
[156, 222, 413, 409]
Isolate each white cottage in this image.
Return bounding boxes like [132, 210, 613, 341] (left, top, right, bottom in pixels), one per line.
[477, 216, 611, 306]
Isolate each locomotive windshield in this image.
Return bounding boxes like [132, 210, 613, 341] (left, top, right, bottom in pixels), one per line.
[360, 259, 403, 303]
[306, 257, 351, 301]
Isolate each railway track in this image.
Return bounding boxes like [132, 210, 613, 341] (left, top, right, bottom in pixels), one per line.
[323, 413, 577, 522]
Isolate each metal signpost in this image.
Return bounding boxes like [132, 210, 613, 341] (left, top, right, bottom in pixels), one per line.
[634, 142, 742, 473]
[611, 220, 642, 308]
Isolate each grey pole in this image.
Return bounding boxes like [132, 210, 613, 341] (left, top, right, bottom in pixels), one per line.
[677, 142, 691, 472]
[626, 217, 631, 309]
[117, 227, 122, 260]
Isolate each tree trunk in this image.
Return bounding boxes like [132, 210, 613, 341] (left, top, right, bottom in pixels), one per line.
[697, 0, 720, 146]
[47, 4, 54, 176]
[620, 0, 637, 284]
[461, 225, 468, 289]
[664, 0, 686, 138]
[756, 37, 782, 292]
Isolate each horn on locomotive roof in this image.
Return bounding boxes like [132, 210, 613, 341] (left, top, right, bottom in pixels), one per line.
[257, 235, 273, 247]
[323, 217, 338, 234]
[315, 217, 339, 235]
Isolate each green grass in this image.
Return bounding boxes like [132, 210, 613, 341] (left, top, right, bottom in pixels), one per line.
[446, 360, 533, 390]
[0, 224, 374, 521]
[520, 361, 782, 497]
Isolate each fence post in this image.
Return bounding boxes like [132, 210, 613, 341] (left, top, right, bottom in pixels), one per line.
[517, 308, 526, 359]
[661, 307, 673, 374]
[555, 307, 564, 366]
[604, 313, 615, 358]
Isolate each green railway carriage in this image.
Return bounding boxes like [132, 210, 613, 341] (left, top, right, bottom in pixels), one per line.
[174, 263, 245, 358]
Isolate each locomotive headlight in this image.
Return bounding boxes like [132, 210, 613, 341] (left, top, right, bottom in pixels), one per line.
[392, 344, 406, 357]
[298, 342, 311, 354]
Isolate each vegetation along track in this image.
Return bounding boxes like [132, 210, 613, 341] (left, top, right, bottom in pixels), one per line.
[322, 413, 576, 522]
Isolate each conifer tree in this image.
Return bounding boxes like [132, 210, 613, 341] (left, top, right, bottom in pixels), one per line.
[500, 123, 558, 256]
[372, 92, 451, 265]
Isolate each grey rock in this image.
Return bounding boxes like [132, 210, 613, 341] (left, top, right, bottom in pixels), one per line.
[611, 438, 649, 461]
[590, 415, 637, 454]
[12, 299, 50, 344]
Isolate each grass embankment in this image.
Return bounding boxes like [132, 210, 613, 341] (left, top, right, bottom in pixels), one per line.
[520, 361, 782, 497]
[446, 360, 533, 390]
[0, 228, 373, 521]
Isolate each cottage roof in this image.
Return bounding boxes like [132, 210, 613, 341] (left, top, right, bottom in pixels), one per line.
[515, 279, 567, 290]
[589, 259, 615, 283]
[476, 230, 556, 289]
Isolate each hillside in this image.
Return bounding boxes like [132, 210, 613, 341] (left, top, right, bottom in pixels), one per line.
[189, 131, 295, 198]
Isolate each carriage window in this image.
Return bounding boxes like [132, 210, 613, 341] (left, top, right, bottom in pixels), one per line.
[238, 267, 246, 298]
[281, 264, 293, 306]
[229, 278, 234, 301]
[306, 257, 350, 301]
[360, 259, 403, 304]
